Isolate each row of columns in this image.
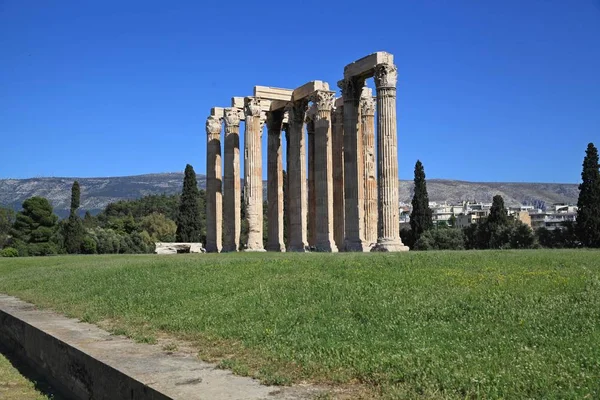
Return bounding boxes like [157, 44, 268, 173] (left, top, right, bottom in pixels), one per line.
[204, 62, 406, 252]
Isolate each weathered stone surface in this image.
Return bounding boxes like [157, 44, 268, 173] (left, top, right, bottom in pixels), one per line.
[155, 243, 204, 254]
[372, 63, 408, 252]
[343, 51, 394, 79]
[361, 92, 377, 247]
[205, 115, 222, 253]
[222, 108, 242, 252]
[254, 86, 293, 102]
[292, 81, 330, 102]
[243, 97, 265, 251]
[266, 110, 285, 252]
[332, 105, 345, 250]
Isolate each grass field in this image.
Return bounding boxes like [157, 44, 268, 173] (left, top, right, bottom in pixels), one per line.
[0, 353, 51, 400]
[0, 250, 599, 399]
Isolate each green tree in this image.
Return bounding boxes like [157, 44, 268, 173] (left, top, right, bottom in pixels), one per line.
[70, 180, 81, 213]
[176, 164, 202, 242]
[64, 181, 85, 253]
[410, 160, 433, 241]
[414, 228, 465, 251]
[140, 212, 177, 242]
[11, 197, 59, 256]
[0, 207, 16, 248]
[576, 143, 600, 247]
[488, 195, 509, 226]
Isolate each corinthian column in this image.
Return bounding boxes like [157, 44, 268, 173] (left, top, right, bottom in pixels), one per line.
[222, 108, 241, 252]
[243, 97, 266, 251]
[266, 110, 285, 252]
[332, 104, 345, 251]
[338, 78, 368, 251]
[286, 100, 309, 251]
[306, 105, 317, 248]
[373, 63, 408, 251]
[361, 93, 378, 247]
[312, 90, 338, 252]
[205, 115, 222, 253]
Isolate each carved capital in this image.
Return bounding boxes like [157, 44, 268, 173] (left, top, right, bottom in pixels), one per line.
[312, 90, 335, 112]
[305, 103, 317, 123]
[286, 100, 308, 125]
[259, 111, 267, 131]
[223, 107, 241, 127]
[244, 97, 262, 117]
[266, 110, 284, 134]
[374, 63, 398, 89]
[337, 78, 364, 103]
[206, 115, 222, 136]
[360, 96, 376, 116]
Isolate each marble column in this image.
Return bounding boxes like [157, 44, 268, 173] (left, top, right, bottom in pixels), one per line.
[361, 93, 378, 247]
[222, 108, 241, 252]
[306, 105, 317, 248]
[243, 97, 266, 251]
[373, 64, 408, 251]
[331, 105, 345, 251]
[338, 77, 368, 251]
[286, 100, 309, 251]
[205, 115, 222, 253]
[266, 110, 285, 252]
[312, 90, 338, 252]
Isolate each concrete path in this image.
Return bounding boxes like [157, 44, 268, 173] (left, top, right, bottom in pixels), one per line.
[0, 294, 323, 400]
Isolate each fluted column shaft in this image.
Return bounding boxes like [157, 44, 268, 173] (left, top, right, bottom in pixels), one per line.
[266, 110, 285, 252]
[332, 105, 345, 251]
[313, 90, 338, 252]
[338, 78, 368, 251]
[222, 108, 241, 252]
[374, 64, 408, 251]
[206, 115, 222, 253]
[243, 97, 265, 251]
[306, 106, 317, 248]
[361, 95, 378, 246]
[286, 100, 309, 251]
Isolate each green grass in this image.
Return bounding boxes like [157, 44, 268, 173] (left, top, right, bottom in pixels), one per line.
[0, 353, 51, 400]
[0, 250, 599, 399]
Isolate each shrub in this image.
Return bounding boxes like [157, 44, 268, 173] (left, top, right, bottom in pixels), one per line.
[0, 247, 19, 257]
[414, 228, 465, 251]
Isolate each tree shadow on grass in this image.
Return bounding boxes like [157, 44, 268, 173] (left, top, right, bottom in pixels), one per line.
[0, 343, 67, 400]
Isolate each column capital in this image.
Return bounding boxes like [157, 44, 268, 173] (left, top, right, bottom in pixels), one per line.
[305, 103, 317, 124]
[311, 90, 335, 112]
[337, 78, 364, 102]
[360, 96, 376, 117]
[374, 63, 398, 89]
[286, 100, 308, 125]
[223, 107, 241, 128]
[206, 115, 222, 137]
[259, 111, 267, 132]
[244, 97, 262, 117]
[266, 110, 284, 134]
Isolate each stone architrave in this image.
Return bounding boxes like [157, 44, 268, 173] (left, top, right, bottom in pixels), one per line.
[312, 90, 338, 252]
[361, 92, 378, 247]
[222, 108, 242, 252]
[338, 77, 368, 251]
[266, 110, 285, 252]
[205, 115, 222, 253]
[373, 64, 408, 251]
[243, 97, 266, 251]
[306, 104, 317, 248]
[331, 104, 345, 250]
[285, 100, 309, 252]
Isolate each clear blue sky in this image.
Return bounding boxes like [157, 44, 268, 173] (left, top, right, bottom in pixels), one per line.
[1, 0, 599, 183]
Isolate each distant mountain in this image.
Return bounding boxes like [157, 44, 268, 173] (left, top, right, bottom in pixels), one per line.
[0, 173, 578, 217]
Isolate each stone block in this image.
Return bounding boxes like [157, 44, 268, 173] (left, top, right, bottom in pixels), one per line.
[334, 97, 344, 107]
[361, 87, 373, 98]
[211, 107, 225, 117]
[254, 86, 293, 102]
[344, 51, 394, 79]
[270, 100, 289, 110]
[154, 242, 205, 254]
[231, 97, 245, 109]
[292, 81, 330, 102]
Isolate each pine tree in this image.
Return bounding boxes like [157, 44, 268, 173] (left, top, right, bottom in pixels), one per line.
[410, 160, 433, 241]
[176, 164, 202, 242]
[64, 181, 84, 254]
[576, 143, 600, 247]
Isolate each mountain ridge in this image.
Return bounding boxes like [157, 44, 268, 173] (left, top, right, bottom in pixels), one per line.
[0, 173, 579, 218]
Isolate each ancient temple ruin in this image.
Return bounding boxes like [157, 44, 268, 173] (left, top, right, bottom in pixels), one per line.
[205, 52, 409, 252]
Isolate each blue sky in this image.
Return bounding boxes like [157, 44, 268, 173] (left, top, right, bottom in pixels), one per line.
[1, 0, 599, 183]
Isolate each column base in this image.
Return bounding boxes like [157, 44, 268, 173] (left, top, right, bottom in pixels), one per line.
[371, 239, 410, 252]
[205, 244, 221, 253]
[343, 239, 371, 252]
[266, 244, 286, 252]
[221, 245, 238, 253]
[314, 242, 339, 252]
[287, 245, 309, 252]
[243, 247, 266, 252]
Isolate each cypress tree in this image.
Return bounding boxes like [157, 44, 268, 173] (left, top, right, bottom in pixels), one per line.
[488, 195, 509, 226]
[576, 143, 600, 247]
[410, 160, 433, 241]
[176, 164, 202, 242]
[70, 180, 80, 214]
[64, 181, 84, 254]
